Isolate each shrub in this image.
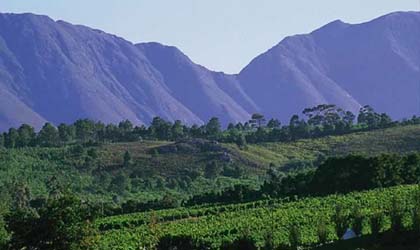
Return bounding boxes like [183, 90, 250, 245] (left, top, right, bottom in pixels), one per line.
[333, 205, 348, 239]
[157, 235, 208, 250]
[317, 219, 328, 244]
[390, 197, 404, 233]
[289, 224, 301, 250]
[370, 212, 384, 237]
[221, 236, 257, 250]
[262, 231, 275, 250]
[412, 187, 420, 233]
[351, 207, 364, 236]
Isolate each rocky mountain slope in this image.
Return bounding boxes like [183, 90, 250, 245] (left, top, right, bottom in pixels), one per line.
[0, 11, 419, 130]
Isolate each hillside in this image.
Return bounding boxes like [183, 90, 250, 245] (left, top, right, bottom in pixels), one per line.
[227, 124, 420, 168]
[1, 12, 420, 129]
[0, 124, 419, 204]
[96, 185, 419, 249]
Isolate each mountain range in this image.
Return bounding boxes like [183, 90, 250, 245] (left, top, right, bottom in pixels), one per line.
[0, 11, 419, 130]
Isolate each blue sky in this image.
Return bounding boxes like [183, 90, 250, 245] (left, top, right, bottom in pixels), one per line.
[1, 0, 419, 73]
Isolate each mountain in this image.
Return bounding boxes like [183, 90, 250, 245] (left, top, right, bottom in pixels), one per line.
[136, 43, 257, 125]
[239, 11, 420, 121]
[0, 11, 419, 130]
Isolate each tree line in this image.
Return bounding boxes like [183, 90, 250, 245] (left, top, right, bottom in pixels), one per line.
[186, 153, 420, 206]
[1, 104, 420, 148]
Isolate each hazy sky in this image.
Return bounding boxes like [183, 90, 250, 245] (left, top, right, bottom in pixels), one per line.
[1, 1, 419, 73]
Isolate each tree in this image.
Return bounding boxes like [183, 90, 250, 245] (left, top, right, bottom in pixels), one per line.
[37, 123, 59, 147]
[17, 124, 36, 147]
[118, 120, 133, 133]
[206, 117, 221, 139]
[74, 119, 96, 142]
[6, 194, 98, 250]
[171, 120, 185, 140]
[343, 111, 356, 128]
[109, 174, 131, 194]
[250, 113, 266, 128]
[58, 123, 76, 143]
[357, 105, 381, 129]
[0, 133, 4, 148]
[118, 120, 133, 140]
[236, 134, 247, 149]
[150, 117, 172, 140]
[289, 115, 309, 140]
[12, 183, 32, 210]
[267, 118, 281, 129]
[227, 123, 235, 130]
[105, 124, 119, 142]
[123, 151, 132, 168]
[379, 113, 393, 128]
[189, 124, 204, 138]
[5, 128, 18, 148]
[204, 161, 222, 179]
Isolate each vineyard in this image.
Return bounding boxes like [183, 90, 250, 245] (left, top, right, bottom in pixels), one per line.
[96, 185, 420, 249]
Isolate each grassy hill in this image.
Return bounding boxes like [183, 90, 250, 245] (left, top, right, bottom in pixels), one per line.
[0, 125, 419, 204]
[226, 125, 420, 169]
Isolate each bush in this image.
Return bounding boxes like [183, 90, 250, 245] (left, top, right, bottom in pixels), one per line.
[351, 207, 364, 236]
[333, 205, 348, 239]
[317, 219, 328, 244]
[412, 190, 420, 233]
[412, 207, 420, 234]
[262, 231, 275, 250]
[6, 194, 98, 250]
[390, 197, 404, 233]
[370, 212, 384, 237]
[289, 224, 301, 250]
[221, 236, 257, 250]
[157, 235, 209, 250]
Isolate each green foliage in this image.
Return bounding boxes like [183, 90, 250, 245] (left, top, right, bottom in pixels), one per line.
[204, 161, 222, 179]
[122, 150, 131, 168]
[157, 235, 207, 250]
[390, 196, 404, 233]
[206, 117, 222, 139]
[351, 206, 364, 236]
[97, 185, 419, 249]
[333, 205, 348, 239]
[412, 187, 420, 233]
[289, 224, 301, 250]
[3, 104, 418, 150]
[38, 122, 59, 147]
[317, 219, 328, 244]
[6, 194, 98, 250]
[222, 236, 257, 250]
[369, 212, 384, 238]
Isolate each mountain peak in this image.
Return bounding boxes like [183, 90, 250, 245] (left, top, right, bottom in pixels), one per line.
[0, 12, 54, 24]
[310, 19, 350, 36]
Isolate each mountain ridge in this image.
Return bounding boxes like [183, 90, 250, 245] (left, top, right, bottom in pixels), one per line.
[0, 11, 419, 130]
